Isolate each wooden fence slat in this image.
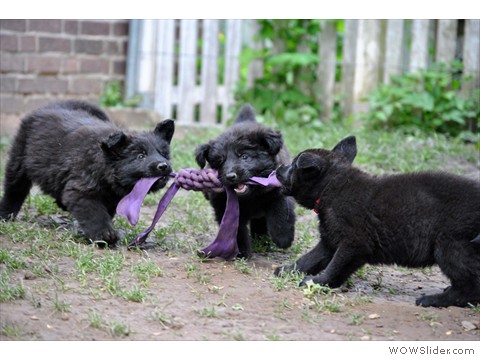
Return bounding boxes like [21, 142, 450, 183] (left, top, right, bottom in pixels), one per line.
[137, 19, 157, 108]
[222, 20, 242, 123]
[177, 19, 198, 124]
[352, 19, 381, 114]
[383, 19, 404, 83]
[436, 20, 458, 63]
[129, 19, 477, 126]
[200, 20, 220, 125]
[153, 19, 175, 119]
[245, 20, 263, 88]
[317, 21, 337, 122]
[462, 19, 480, 95]
[409, 19, 430, 72]
[341, 19, 358, 118]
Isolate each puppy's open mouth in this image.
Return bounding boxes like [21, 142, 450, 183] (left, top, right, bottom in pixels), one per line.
[234, 183, 248, 194]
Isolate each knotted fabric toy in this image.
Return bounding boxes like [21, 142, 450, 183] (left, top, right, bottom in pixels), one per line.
[116, 168, 281, 260]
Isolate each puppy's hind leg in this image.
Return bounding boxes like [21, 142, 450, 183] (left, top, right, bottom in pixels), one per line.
[0, 174, 32, 220]
[416, 240, 480, 307]
[0, 136, 32, 220]
[266, 197, 295, 249]
[237, 220, 253, 259]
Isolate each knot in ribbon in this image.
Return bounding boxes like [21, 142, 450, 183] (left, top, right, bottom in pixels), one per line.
[116, 168, 281, 260]
[175, 168, 223, 192]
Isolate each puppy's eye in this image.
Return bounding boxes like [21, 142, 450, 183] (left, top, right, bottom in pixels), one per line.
[240, 154, 248, 160]
[137, 153, 146, 160]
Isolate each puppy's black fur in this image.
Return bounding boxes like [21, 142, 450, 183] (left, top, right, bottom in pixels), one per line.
[0, 100, 175, 246]
[275, 136, 480, 308]
[195, 104, 295, 259]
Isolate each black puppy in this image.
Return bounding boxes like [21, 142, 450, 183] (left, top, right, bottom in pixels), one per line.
[275, 136, 480, 307]
[195, 104, 295, 259]
[0, 100, 175, 246]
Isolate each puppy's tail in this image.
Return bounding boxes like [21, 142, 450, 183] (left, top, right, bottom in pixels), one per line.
[234, 104, 256, 123]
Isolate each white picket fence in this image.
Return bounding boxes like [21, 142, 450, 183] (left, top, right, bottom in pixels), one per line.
[126, 19, 480, 125]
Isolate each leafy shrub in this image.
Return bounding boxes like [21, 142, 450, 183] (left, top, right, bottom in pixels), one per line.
[362, 61, 479, 138]
[234, 20, 332, 127]
[99, 81, 142, 108]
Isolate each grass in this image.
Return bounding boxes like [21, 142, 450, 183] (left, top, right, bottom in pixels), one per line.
[0, 122, 478, 338]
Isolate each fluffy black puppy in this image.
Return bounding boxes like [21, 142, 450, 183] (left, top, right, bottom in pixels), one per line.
[195, 104, 295, 259]
[0, 100, 175, 246]
[274, 136, 480, 308]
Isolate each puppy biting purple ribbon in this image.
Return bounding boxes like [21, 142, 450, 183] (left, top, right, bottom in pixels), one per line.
[116, 168, 281, 260]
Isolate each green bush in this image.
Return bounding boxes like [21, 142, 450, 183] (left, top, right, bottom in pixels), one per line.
[234, 20, 337, 127]
[99, 81, 142, 108]
[362, 61, 479, 138]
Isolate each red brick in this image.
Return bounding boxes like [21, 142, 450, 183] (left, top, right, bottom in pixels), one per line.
[20, 35, 37, 52]
[69, 78, 102, 95]
[38, 36, 71, 53]
[113, 60, 126, 75]
[0, 20, 26, 32]
[0, 76, 16, 92]
[27, 55, 61, 74]
[61, 57, 78, 74]
[29, 20, 62, 33]
[81, 21, 110, 36]
[113, 21, 129, 36]
[106, 40, 117, 54]
[75, 39, 103, 54]
[18, 77, 68, 94]
[80, 58, 109, 73]
[0, 54, 25, 72]
[0, 34, 18, 51]
[64, 20, 78, 35]
[0, 95, 24, 114]
[23, 96, 57, 112]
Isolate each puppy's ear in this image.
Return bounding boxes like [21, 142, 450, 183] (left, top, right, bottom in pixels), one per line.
[154, 119, 175, 144]
[260, 129, 283, 155]
[195, 143, 210, 168]
[295, 152, 323, 180]
[101, 131, 130, 158]
[234, 104, 256, 124]
[296, 152, 319, 171]
[332, 136, 357, 163]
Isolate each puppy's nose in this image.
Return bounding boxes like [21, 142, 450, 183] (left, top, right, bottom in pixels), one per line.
[225, 172, 238, 182]
[157, 162, 169, 171]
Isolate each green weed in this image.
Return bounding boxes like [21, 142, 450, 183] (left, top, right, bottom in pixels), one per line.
[1, 323, 23, 338]
[121, 285, 148, 302]
[0, 271, 26, 302]
[233, 258, 252, 274]
[88, 309, 104, 329]
[108, 320, 131, 337]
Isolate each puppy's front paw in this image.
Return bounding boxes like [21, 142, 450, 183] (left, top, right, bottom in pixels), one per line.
[274, 263, 296, 276]
[299, 275, 315, 287]
[86, 227, 119, 248]
[415, 294, 437, 307]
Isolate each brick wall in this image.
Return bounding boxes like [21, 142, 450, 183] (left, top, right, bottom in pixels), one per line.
[0, 19, 129, 135]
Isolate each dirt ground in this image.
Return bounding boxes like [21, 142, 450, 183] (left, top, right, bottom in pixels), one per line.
[1, 210, 479, 342]
[1, 156, 479, 343]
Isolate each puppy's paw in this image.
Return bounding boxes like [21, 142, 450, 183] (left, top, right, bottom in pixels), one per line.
[415, 294, 438, 307]
[274, 263, 296, 277]
[85, 226, 119, 248]
[299, 275, 315, 287]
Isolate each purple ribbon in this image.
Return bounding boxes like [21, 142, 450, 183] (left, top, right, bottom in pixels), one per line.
[116, 169, 281, 260]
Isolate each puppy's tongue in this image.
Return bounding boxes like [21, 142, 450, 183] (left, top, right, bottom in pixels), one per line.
[234, 183, 247, 193]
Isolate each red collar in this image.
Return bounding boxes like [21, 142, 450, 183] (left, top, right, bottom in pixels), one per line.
[313, 198, 321, 214]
